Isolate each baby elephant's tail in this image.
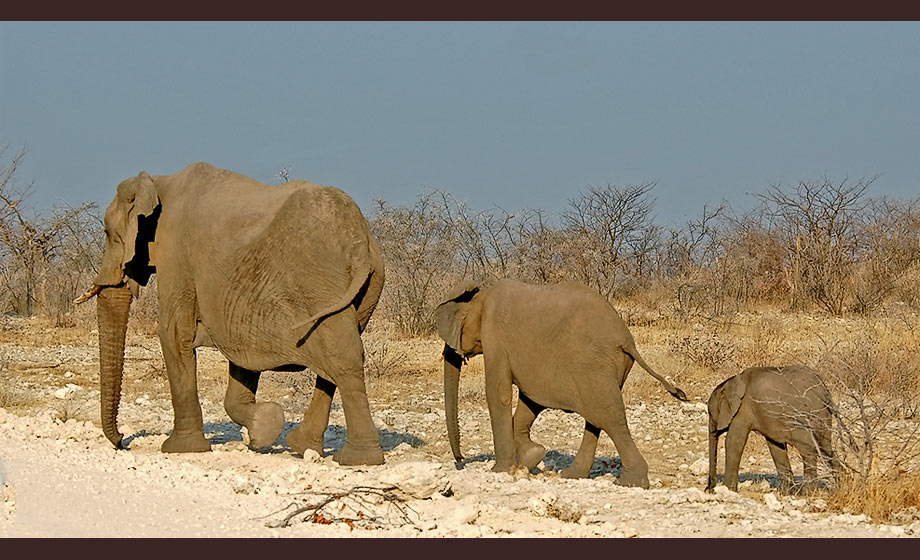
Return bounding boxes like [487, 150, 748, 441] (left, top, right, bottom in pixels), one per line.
[624, 345, 688, 401]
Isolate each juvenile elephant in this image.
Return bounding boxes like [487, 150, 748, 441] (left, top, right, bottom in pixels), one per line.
[75, 162, 386, 465]
[435, 279, 688, 488]
[706, 365, 841, 492]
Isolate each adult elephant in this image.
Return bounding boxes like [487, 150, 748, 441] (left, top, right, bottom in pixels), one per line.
[435, 279, 688, 488]
[706, 365, 841, 492]
[75, 162, 385, 465]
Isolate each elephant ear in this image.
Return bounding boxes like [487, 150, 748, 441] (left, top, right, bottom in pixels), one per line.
[119, 171, 159, 268]
[94, 171, 160, 288]
[434, 281, 481, 355]
[714, 373, 747, 431]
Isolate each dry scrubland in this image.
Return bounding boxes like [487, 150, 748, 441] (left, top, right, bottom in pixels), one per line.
[3, 148, 920, 536]
[2, 302, 920, 537]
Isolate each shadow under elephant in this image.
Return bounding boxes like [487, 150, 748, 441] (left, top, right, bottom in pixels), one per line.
[455, 450, 624, 479]
[123, 422, 426, 457]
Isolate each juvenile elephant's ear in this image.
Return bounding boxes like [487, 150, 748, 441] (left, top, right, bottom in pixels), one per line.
[434, 281, 480, 354]
[714, 373, 747, 431]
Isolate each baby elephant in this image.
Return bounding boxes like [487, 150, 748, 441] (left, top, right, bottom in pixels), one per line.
[706, 365, 841, 493]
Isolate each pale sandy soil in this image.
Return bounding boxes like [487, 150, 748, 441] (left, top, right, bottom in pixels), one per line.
[1, 316, 918, 538]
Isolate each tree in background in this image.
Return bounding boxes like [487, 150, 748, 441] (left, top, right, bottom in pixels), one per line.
[0, 144, 99, 321]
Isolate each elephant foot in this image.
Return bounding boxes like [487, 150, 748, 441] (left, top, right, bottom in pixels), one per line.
[560, 463, 591, 479]
[285, 425, 324, 456]
[333, 442, 384, 466]
[517, 442, 546, 470]
[617, 469, 650, 489]
[491, 459, 515, 473]
[246, 402, 285, 449]
[161, 432, 212, 453]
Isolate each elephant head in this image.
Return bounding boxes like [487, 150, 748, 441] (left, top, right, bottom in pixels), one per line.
[708, 372, 747, 432]
[434, 280, 485, 462]
[76, 171, 160, 449]
[706, 372, 747, 490]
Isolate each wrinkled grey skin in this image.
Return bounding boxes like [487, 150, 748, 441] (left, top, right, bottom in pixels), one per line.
[78, 162, 385, 465]
[435, 279, 688, 488]
[706, 365, 841, 493]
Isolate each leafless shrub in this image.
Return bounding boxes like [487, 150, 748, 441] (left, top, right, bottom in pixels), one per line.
[667, 327, 738, 371]
[820, 336, 920, 484]
[849, 197, 920, 314]
[363, 329, 411, 378]
[742, 319, 791, 368]
[369, 192, 460, 337]
[1, 144, 101, 323]
[757, 176, 874, 314]
[562, 182, 659, 299]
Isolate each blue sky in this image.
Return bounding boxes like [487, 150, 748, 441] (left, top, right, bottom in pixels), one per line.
[1, 21, 918, 225]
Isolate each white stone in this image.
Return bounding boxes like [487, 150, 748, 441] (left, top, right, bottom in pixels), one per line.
[713, 486, 742, 501]
[681, 402, 708, 413]
[447, 500, 481, 525]
[690, 457, 709, 476]
[763, 492, 783, 511]
[302, 449, 322, 463]
[376, 461, 452, 500]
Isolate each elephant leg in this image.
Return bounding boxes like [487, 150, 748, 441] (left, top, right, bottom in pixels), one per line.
[513, 391, 546, 470]
[303, 310, 383, 466]
[484, 352, 515, 473]
[798, 443, 821, 493]
[224, 363, 284, 449]
[286, 375, 336, 456]
[561, 422, 601, 479]
[589, 389, 649, 488]
[817, 428, 842, 481]
[159, 301, 210, 453]
[766, 439, 795, 492]
[723, 424, 751, 491]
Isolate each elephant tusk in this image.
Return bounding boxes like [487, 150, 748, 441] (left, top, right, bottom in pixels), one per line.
[73, 284, 103, 304]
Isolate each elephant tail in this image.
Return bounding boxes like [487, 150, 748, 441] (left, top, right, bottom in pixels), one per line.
[624, 345, 689, 401]
[292, 245, 373, 348]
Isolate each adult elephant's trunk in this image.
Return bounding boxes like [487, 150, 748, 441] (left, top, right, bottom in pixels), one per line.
[443, 345, 464, 462]
[96, 284, 133, 449]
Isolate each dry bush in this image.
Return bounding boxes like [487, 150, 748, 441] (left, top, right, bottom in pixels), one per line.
[826, 471, 920, 523]
[561, 182, 659, 299]
[363, 329, 412, 379]
[820, 335, 920, 499]
[369, 192, 461, 337]
[666, 326, 738, 372]
[739, 317, 792, 368]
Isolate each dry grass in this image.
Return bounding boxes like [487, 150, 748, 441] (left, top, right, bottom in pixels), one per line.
[827, 471, 920, 523]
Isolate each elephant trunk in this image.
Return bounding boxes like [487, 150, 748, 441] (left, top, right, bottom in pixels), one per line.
[96, 284, 133, 449]
[443, 344, 464, 462]
[706, 417, 719, 491]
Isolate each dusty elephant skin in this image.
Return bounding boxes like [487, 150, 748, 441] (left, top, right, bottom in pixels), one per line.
[78, 162, 386, 465]
[435, 278, 688, 489]
[706, 365, 842, 493]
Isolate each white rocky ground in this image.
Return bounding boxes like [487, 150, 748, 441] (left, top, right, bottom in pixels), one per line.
[1, 330, 918, 538]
